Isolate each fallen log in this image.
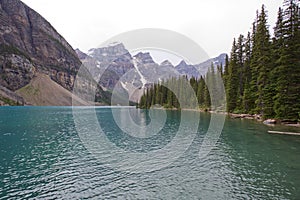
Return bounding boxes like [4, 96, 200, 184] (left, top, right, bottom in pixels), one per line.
[268, 130, 300, 136]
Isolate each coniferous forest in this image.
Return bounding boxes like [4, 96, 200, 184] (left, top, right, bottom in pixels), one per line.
[138, 0, 300, 121]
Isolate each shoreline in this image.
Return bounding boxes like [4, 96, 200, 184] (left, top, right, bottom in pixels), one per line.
[226, 112, 300, 127]
[1, 105, 300, 128]
[150, 106, 300, 128]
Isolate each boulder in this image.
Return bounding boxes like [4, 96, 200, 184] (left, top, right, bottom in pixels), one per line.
[263, 119, 277, 124]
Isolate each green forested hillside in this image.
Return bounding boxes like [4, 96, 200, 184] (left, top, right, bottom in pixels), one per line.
[139, 0, 300, 120]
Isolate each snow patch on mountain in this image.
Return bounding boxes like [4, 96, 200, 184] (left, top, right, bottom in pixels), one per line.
[133, 58, 147, 88]
[96, 61, 101, 68]
[120, 81, 128, 91]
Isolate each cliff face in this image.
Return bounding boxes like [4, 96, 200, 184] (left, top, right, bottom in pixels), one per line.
[0, 0, 81, 91]
[86, 43, 134, 90]
[0, 0, 110, 105]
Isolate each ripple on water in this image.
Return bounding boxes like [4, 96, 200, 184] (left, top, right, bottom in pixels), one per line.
[0, 107, 300, 199]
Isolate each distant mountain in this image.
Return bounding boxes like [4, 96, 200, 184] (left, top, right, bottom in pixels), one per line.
[160, 60, 173, 67]
[78, 43, 226, 103]
[134, 52, 156, 64]
[75, 49, 88, 60]
[83, 42, 134, 90]
[195, 53, 227, 75]
[175, 60, 200, 79]
[132, 52, 179, 86]
[0, 0, 109, 105]
[0, 0, 226, 105]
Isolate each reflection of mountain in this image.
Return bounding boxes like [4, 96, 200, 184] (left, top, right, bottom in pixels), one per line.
[78, 43, 226, 102]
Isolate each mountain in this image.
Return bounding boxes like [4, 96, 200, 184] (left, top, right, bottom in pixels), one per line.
[78, 43, 226, 103]
[16, 73, 90, 106]
[175, 60, 200, 79]
[175, 53, 227, 78]
[195, 53, 227, 75]
[132, 52, 179, 85]
[85, 42, 134, 90]
[79, 44, 182, 102]
[160, 60, 173, 67]
[0, 85, 24, 105]
[134, 52, 156, 64]
[75, 49, 88, 60]
[0, 0, 109, 105]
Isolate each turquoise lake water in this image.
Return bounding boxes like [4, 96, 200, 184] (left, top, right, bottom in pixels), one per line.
[0, 107, 300, 199]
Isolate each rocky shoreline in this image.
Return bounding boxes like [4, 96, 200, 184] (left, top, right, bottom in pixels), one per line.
[228, 113, 300, 127]
[150, 106, 300, 127]
[150, 106, 297, 127]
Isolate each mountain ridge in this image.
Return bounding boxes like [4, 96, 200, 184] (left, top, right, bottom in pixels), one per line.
[0, 0, 226, 105]
[0, 0, 109, 105]
[77, 43, 226, 103]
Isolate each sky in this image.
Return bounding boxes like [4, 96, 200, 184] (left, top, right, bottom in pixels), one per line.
[22, 0, 283, 64]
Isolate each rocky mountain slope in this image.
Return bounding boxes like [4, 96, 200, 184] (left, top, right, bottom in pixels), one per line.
[16, 73, 90, 106]
[175, 60, 200, 79]
[0, 0, 109, 105]
[86, 42, 135, 90]
[0, 84, 24, 105]
[78, 43, 226, 102]
[0, 0, 225, 105]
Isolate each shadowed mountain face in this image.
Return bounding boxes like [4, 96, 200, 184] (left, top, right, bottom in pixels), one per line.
[0, 0, 109, 105]
[0, 0, 81, 91]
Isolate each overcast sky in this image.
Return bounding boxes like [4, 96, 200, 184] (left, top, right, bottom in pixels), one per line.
[22, 0, 283, 63]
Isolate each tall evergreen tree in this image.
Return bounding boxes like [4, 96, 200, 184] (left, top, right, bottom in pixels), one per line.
[139, 1, 300, 120]
[236, 34, 245, 110]
[197, 76, 205, 107]
[243, 17, 259, 113]
[243, 32, 252, 112]
[249, 5, 273, 116]
[223, 54, 230, 88]
[226, 39, 239, 112]
[273, 7, 285, 52]
[274, 0, 300, 120]
[204, 77, 211, 109]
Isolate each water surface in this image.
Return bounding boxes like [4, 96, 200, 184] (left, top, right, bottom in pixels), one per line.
[0, 107, 300, 199]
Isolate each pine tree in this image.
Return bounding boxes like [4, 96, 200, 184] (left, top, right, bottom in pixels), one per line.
[155, 83, 161, 105]
[244, 17, 259, 113]
[138, 1, 300, 121]
[205, 64, 214, 109]
[204, 76, 211, 110]
[217, 64, 223, 76]
[269, 7, 285, 117]
[216, 63, 225, 109]
[197, 76, 205, 107]
[273, 7, 285, 53]
[236, 34, 245, 110]
[223, 54, 229, 88]
[139, 91, 146, 108]
[274, 0, 300, 120]
[226, 39, 239, 112]
[249, 5, 273, 117]
[179, 76, 186, 108]
[166, 84, 172, 108]
[243, 32, 253, 112]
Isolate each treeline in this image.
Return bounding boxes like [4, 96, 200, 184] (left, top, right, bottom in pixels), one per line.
[139, 0, 300, 120]
[138, 65, 225, 110]
[225, 0, 300, 120]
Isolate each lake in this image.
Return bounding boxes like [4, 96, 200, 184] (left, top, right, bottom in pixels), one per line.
[1, 107, 300, 199]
